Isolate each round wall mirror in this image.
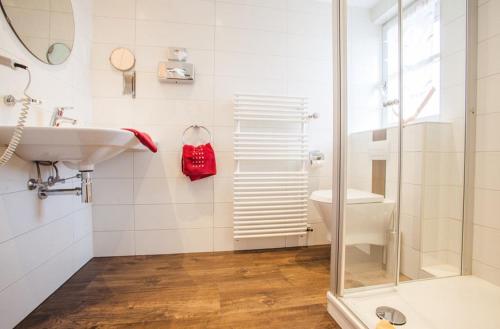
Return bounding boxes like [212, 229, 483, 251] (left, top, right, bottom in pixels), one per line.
[0, 0, 75, 65]
[109, 48, 136, 72]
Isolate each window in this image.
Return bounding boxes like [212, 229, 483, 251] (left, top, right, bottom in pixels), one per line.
[382, 0, 440, 127]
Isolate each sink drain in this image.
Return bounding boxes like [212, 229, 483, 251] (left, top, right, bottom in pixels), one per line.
[375, 306, 407, 326]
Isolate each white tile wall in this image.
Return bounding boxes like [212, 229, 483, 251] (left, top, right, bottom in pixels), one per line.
[91, 0, 333, 256]
[348, 120, 465, 280]
[400, 0, 467, 279]
[93, 205, 135, 231]
[135, 203, 213, 230]
[473, 0, 500, 288]
[0, 1, 93, 327]
[93, 231, 135, 257]
[135, 228, 213, 255]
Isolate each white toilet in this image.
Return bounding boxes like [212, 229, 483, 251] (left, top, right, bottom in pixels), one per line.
[310, 189, 395, 246]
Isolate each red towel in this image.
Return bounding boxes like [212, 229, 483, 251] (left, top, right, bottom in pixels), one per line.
[122, 128, 157, 153]
[182, 143, 216, 181]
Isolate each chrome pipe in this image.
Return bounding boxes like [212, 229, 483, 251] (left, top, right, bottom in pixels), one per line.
[29, 167, 93, 203]
[38, 187, 82, 199]
[80, 171, 93, 203]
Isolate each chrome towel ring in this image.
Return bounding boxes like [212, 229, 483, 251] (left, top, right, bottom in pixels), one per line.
[182, 125, 212, 145]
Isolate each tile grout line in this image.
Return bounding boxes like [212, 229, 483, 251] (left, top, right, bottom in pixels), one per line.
[212, 0, 217, 253]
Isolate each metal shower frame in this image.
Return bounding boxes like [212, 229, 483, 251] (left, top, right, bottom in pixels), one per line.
[329, 0, 478, 304]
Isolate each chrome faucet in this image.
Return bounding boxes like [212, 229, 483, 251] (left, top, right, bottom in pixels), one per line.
[50, 107, 77, 127]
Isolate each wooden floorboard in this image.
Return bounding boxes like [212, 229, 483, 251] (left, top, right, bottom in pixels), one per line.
[16, 246, 339, 329]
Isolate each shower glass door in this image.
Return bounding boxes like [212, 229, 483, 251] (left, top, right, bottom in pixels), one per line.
[342, 0, 401, 291]
[399, 0, 467, 280]
[341, 0, 467, 294]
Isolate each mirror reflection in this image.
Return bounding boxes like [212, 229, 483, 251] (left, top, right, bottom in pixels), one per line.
[0, 0, 75, 64]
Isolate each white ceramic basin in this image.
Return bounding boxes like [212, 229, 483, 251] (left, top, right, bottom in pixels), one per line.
[0, 125, 148, 171]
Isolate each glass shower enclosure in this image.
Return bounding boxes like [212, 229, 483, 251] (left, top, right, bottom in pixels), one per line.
[328, 0, 476, 327]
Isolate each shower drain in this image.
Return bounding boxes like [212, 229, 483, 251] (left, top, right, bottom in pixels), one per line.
[375, 306, 407, 326]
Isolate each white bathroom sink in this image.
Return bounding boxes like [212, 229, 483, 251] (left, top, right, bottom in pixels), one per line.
[0, 125, 148, 171]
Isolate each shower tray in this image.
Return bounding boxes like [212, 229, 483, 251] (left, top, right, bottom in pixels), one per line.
[338, 276, 500, 329]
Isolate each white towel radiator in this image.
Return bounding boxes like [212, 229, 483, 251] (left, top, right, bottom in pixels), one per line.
[233, 93, 310, 239]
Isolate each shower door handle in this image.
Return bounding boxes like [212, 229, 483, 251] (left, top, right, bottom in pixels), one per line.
[383, 99, 400, 107]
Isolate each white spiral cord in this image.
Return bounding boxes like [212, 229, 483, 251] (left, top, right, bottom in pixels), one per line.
[0, 68, 32, 166]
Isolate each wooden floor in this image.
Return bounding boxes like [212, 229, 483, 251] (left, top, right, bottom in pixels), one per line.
[17, 246, 339, 329]
[344, 246, 410, 288]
